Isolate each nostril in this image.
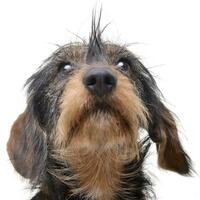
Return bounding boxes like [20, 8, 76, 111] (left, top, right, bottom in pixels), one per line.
[105, 74, 116, 86]
[86, 75, 96, 86]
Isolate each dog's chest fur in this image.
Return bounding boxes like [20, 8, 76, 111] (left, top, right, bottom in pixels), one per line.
[66, 148, 121, 200]
[61, 117, 137, 200]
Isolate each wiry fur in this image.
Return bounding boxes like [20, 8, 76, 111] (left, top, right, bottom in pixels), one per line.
[7, 11, 192, 200]
[50, 67, 148, 199]
[86, 9, 106, 64]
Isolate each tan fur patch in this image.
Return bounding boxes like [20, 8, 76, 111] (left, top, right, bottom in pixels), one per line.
[53, 66, 148, 199]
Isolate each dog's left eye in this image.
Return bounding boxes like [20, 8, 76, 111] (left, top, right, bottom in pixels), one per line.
[116, 59, 131, 72]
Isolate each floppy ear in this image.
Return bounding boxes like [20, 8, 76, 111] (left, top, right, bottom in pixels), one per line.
[148, 101, 192, 175]
[135, 60, 192, 175]
[7, 109, 47, 183]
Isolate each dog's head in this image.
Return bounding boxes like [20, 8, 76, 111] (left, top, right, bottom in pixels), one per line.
[7, 16, 192, 186]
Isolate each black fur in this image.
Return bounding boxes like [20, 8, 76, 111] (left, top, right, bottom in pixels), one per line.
[117, 138, 154, 200]
[86, 9, 106, 64]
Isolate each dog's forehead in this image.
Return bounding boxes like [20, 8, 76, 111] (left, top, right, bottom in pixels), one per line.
[56, 42, 133, 64]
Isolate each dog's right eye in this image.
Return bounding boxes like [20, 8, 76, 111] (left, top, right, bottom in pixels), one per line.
[58, 62, 73, 72]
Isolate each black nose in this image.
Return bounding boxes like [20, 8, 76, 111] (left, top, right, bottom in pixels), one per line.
[83, 68, 117, 97]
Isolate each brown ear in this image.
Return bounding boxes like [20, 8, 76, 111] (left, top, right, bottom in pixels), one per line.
[133, 59, 192, 175]
[149, 102, 192, 175]
[7, 110, 47, 182]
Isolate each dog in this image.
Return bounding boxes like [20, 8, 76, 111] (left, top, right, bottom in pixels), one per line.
[7, 14, 192, 200]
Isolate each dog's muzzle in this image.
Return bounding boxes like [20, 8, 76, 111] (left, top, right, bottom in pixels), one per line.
[83, 67, 117, 97]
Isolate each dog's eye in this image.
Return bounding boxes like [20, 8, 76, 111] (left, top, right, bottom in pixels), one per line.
[116, 59, 131, 72]
[59, 62, 73, 72]
[63, 62, 72, 71]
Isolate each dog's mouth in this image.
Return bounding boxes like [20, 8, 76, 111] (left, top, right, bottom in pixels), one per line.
[68, 99, 132, 136]
[84, 101, 119, 118]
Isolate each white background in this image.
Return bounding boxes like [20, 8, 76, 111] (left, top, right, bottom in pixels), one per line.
[0, 0, 200, 199]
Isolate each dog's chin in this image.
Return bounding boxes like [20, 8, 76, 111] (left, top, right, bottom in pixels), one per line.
[76, 102, 131, 135]
[67, 103, 136, 150]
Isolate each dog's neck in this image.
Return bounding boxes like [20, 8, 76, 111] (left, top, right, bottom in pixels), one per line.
[63, 115, 137, 199]
[48, 138, 152, 200]
[66, 148, 122, 200]
[47, 138, 152, 200]
[49, 113, 152, 200]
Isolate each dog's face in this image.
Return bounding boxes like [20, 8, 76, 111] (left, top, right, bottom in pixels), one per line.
[7, 19, 191, 194]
